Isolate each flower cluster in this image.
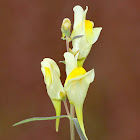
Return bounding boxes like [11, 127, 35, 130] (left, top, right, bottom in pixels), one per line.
[41, 5, 102, 138]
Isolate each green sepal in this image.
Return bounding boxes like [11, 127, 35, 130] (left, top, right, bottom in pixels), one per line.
[62, 32, 65, 38]
[61, 28, 71, 38]
[77, 57, 86, 67]
[13, 115, 69, 126]
[69, 48, 73, 53]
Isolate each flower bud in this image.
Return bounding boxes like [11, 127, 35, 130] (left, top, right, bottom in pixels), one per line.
[61, 18, 71, 37]
[62, 18, 71, 31]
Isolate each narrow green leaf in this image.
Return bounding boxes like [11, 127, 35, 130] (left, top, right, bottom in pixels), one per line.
[72, 35, 84, 41]
[13, 115, 69, 126]
[73, 118, 87, 140]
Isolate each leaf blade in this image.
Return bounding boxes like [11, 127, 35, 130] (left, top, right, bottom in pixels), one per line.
[71, 35, 84, 41]
[13, 115, 69, 126]
[73, 118, 87, 140]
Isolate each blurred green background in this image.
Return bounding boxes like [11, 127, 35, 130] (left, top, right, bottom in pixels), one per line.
[0, 0, 139, 140]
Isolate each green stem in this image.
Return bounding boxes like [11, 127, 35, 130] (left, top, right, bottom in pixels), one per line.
[65, 37, 75, 140]
[66, 37, 69, 52]
[70, 104, 75, 140]
[63, 100, 70, 116]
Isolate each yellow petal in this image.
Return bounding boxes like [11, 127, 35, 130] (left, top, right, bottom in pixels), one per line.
[72, 6, 88, 37]
[84, 69, 95, 84]
[43, 58, 60, 77]
[85, 20, 94, 29]
[85, 20, 94, 44]
[41, 67, 52, 87]
[52, 100, 61, 132]
[41, 61, 52, 87]
[65, 67, 86, 86]
[92, 27, 102, 44]
[44, 67, 52, 86]
[64, 52, 77, 76]
[73, 5, 84, 30]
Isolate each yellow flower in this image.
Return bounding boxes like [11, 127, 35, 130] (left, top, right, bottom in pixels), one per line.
[71, 5, 102, 62]
[41, 58, 65, 132]
[64, 52, 95, 139]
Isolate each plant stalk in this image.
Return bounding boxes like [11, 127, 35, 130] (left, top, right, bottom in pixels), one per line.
[66, 37, 69, 52]
[63, 100, 70, 116]
[70, 104, 75, 140]
[65, 37, 75, 140]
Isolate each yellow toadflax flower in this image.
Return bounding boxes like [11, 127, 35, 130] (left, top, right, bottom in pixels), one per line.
[64, 52, 95, 139]
[71, 5, 102, 65]
[41, 58, 65, 132]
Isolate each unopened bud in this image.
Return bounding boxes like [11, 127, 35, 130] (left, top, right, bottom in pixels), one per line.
[61, 18, 71, 37]
[62, 18, 71, 30]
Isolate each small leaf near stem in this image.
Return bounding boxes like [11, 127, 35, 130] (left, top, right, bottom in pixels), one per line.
[71, 35, 84, 41]
[73, 118, 87, 140]
[13, 115, 69, 126]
